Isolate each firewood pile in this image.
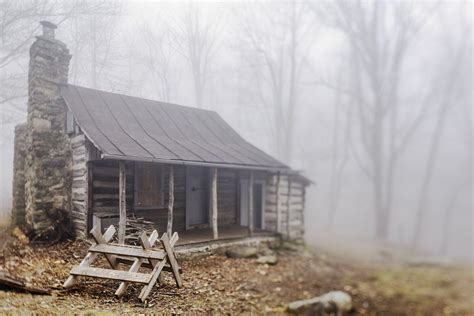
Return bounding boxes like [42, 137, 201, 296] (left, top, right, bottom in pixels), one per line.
[124, 216, 156, 245]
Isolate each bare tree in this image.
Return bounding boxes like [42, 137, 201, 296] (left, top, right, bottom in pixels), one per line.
[171, 3, 220, 108]
[313, 1, 435, 239]
[140, 20, 179, 102]
[237, 2, 316, 163]
[327, 62, 352, 229]
[411, 10, 472, 249]
[65, 3, 122, 89]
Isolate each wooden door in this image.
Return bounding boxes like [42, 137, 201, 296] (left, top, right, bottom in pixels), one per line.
[240, 179, 265, 229]
[186, 166, 209, 228]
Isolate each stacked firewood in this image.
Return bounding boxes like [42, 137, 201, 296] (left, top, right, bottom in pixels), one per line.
[124, 215, 156, 245]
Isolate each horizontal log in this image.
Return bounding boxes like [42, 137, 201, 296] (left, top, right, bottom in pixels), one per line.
[93, 180, 119, 189]
[93, 194, 133, 200]
[72, 162, 86, 171]
[92, 167, 133, 177]
[70, 266, 150, 284]
[88, 244, 166, 260]
[116, 257, 182, 273]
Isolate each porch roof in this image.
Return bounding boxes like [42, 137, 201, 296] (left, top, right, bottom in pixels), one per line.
[60, 84, 289, 171]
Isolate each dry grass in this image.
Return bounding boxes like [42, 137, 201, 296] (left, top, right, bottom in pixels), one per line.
[0, 236, 472, 315]
[0, 214, 10, 232]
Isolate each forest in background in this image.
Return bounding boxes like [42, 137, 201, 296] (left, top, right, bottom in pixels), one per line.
[0, 1, 471, 261]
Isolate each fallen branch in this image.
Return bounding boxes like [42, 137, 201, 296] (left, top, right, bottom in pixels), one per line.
[0, 270, 51, 295]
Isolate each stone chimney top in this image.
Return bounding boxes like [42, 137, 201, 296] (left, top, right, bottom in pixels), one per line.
[40, 21, 57, 39]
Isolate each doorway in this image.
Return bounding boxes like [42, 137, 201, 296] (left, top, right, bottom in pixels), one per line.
[240, 179, 265, 229]
[186, 166, 209, 228]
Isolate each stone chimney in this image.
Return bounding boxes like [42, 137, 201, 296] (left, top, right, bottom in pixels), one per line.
[24, 21, 73, 236]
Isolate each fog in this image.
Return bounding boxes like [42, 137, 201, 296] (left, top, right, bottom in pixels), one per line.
[0, 1, 472, 261]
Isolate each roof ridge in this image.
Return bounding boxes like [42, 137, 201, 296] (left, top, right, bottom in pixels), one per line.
[63, 83, 217, 114]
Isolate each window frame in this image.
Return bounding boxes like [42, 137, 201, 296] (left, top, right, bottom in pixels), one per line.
[65, 110, 78, 135]
[133, 162, 165, 210]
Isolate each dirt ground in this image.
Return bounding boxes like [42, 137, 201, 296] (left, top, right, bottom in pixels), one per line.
[0, 230, 472, 315]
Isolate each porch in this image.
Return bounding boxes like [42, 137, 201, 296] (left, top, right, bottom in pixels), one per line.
[176, 224, 275, 246]
[88, 160, 274, 244]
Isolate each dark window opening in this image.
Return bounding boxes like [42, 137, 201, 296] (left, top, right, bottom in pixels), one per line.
[66, 110, 77, 134]
[134, 163, 164, 209]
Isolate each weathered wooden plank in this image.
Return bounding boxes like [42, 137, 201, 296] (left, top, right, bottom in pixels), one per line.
[70, 266, 150, 284]
[286, 178, 291, 239]
[63, 225, 116, 288]
[276, 172, 281, 233]
[248, 171, 254, 236]
[115, 230, 159, 297]
[93, 193, 133, 200]
[167, 165, 174, 237]
[211, 168, 218, 239]
[92, 166, 133, 177]
[161, 233, 182, 288]
[118, 161, 126, 244]
[90, 226, 118, 268]
[139, 256, 167, 302]
[93, 180, 119, 189]
[88, 244, 166, 260]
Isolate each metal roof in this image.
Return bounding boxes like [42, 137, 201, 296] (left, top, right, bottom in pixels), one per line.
[60, 84, 288, 171]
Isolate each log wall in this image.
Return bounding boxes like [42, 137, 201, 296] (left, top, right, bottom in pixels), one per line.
[90, 161, 186, 234]
[70, 133, 91, 237]
[265, 174, 306, 240]
[217, 169, 239, 226]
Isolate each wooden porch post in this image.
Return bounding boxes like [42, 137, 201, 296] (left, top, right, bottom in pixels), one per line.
[211, 168, 218, 239]
[286, 177, 292, 239]
[248, 171, 254, 236]
[167, 165, 175, 237]
[118, 161, 126, 244]
[276, 172, 281, 233]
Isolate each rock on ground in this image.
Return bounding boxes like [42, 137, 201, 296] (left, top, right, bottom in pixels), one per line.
[225, 246, 258, 258]
[256, 255, 278, 265]
[288, 291, 352, 315]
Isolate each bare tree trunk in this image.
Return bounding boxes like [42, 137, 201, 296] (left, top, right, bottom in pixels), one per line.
[439, 177, 469, 255]
[328, 66, 350, 229]
[411, 39, 467, 249]
[284, 1, 298, 164]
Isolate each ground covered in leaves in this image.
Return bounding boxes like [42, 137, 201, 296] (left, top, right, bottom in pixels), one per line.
[0, 231, 472, 315]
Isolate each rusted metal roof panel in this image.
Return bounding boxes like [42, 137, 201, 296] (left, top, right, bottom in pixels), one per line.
[60, 84, 288, 170]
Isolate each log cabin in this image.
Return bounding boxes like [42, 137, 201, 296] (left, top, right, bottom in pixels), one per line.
[12, 21, 310, 245]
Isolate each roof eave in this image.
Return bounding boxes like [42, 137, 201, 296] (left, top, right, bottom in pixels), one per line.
[100, 153, 290, 173]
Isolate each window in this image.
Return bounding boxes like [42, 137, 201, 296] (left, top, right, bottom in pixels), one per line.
[134, 163, 164, 208]
[65, 110, 77, 134]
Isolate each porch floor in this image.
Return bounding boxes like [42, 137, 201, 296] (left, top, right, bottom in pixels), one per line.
[176, 224, 275, 246]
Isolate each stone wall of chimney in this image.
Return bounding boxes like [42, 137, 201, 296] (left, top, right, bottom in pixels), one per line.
[12, 123, 27, 226]
[22, 22, 74, 236]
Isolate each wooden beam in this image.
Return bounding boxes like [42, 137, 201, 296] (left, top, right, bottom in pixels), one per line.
[118, 161, 126, 244]
[276, 172, 281, 233]
[286, 177, 292, 239]
[115, 230, 159, 297]
[70, 266, 150, 284]
[248, 171, 254, 236]
[88, 244, 166, 260]
[63, 225, 116, 288]
[90, 225, 118, 268]
[211, 168, 218, 239]
[86, 163, 93, 233]
[161, 233, 183, 288]
[167, 165, 174, 237]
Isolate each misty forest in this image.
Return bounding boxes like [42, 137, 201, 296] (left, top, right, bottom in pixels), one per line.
[0, 1, 472, 314]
